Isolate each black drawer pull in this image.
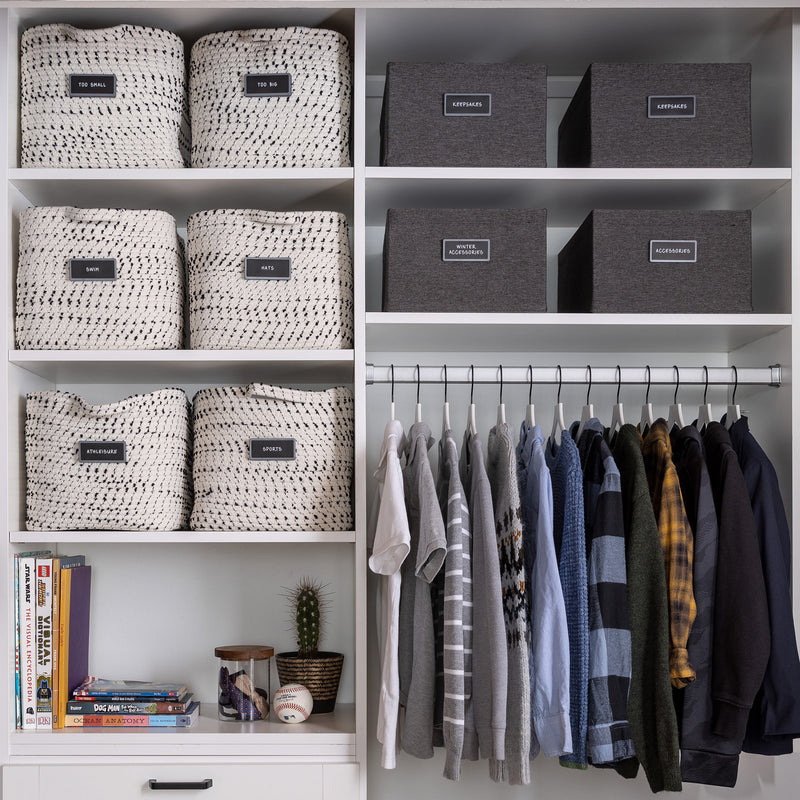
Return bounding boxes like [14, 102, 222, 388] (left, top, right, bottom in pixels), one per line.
[148, 779, 213, 790]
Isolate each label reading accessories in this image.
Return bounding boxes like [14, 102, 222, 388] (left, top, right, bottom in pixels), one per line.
[69, 258, 117, 281]
[69, 74, 116, 97]
[442, 239, 491, 262]
[79, 441, 127, 463]
[244, 257, 291, 280]
[244, 74, 292, 97]
[443, 93, 492, 116]
[648, 95, 696, 118]
[249, 438, 296, 460]
[649, 240, 698, 263]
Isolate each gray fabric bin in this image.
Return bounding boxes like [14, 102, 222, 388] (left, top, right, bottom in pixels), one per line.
[382, 208, 547, 313]
[380, 63, 547, 167]
[558, 209, 752, 314]
[558, 63, 752, 167]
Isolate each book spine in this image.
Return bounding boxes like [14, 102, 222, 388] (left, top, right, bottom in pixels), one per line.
[56, 565, 71, 730]
[64, 712, 193, 727]
[19, 556, 37, 729]
[66, 699, 192, 714]
[50, 559, 60, 729]
[13, 554, 21, 729]
[35, 558, 53, 729]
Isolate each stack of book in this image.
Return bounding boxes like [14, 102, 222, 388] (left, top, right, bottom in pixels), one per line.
[64, 678, 199, 728]
[14, 551, 91, 730]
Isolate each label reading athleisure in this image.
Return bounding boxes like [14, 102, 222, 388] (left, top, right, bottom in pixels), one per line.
[69, 74, 116, 97]
[648, 95, 696, 118]
[69, 258, 117, 281]
[444, 93, 492, 116]
[649, 240, 698, 263]
[79, 441, 127, 463]
[244, 74, 292, 97]
[244, 257, 291, 280]
[249, 438, 296, 460]
[442, 239, 491, 261]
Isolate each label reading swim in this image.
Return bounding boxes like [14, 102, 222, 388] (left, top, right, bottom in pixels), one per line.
[245, 74, 292, 97]
[69, 258, 117, 281]
[249, 438, 296, 461]
[69, 74, 116, 97]
[444, 94, 492, 116]
[442, 239, 491, 262]
[79, 441, 127, 463]
[649, 240, 698, 263]
[648, 95, 696, 118]
[244, 257, 291, 280]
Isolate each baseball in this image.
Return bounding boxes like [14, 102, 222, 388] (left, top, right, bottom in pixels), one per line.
[273, 683, 313, 723]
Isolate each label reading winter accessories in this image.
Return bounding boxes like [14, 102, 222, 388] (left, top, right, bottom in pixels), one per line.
[648, 95, 696, 118]
[249, 438, 296, 460]
[442, 239, 491, 261]
[443, 94, 492, 116]
[79, 441, 127, 463]
[69, 74, 116, 97]
[244, 74, 292, 97]
[244, 257, 292, 280]
[649, 240, 698, 263]
[69, 258, 117, 281]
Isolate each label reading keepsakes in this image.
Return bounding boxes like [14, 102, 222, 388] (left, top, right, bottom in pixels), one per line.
[79, 441, 127, 463]
[249, 438, 296, 461]
[649, 240, 698, 263]
[244, 257, 292, 280]
[444, 93, 492, 116]
[244, 74, 292, 97]
[69, 74, 116, 97]
[442, 239, 491, 262]
[69, 258, 117, 281]
[648, 95, 696, 118]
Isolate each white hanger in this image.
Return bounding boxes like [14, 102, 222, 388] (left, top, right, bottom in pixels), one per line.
[640, 365, 654, 431]
[414, 364, 422, 424]
[441, 364, 451, 437]
[525, 365, 536, 428]
[550, 365, 566, 446]
[496, 365, 506, 425]
[696, 365, 713, 429]
[609, 365, 625, 435]
[726, 364, 742, 428]
[389, 364, 396, 421]
[467, 365, 478, 437]
[576, 364, 594, 440]
[667, 365, 685, 431]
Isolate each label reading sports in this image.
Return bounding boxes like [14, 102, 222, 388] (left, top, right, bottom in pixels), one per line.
[69, 258, 117, 281]
[245, 74, 292, 97]
[79, 441, 127, 463]
[244, 257, 291, 280]
[249, 438, 296, 461]
[442, 239, 491, 262]
[444, 94, 492, 116]
[649, 240, 698, 263]
[69, 74, 116, 97]
[648, 95, 696, 118]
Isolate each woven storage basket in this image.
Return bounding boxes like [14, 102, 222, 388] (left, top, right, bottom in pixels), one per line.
[189, 27, 351, 168]
[20, 24, 189, 168]
[275, 652, 344, 714]
[25, 389, 192, 531]
[190, 383, 354, 531]
[16, 207, 185, 350]
[187, 209, 353, 350]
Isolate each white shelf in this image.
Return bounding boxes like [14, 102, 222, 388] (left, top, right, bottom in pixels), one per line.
[8, 703, 356, 761]
[11, 531, 357, 544]
[365, 313, 791, 353]
[9, 350, 355, 384]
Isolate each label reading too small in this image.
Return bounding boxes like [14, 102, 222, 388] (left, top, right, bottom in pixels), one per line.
[69, 74, 116, 97]
[249, 438, 296, 460]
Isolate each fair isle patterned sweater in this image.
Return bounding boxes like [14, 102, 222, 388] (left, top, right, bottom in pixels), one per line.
[487, 422, 531, 785]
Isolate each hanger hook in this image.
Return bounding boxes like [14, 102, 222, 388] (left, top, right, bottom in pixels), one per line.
[470, 364, 475, 405]
[645, 365, 652, 405]
[703, 365, 709, 405]
[732, 364, 739, 405]
[415, 364, 420, 405]
[443, 364, 448, 403]
[586, 364, 592, 406]
[527, 364, 534, 405]
[499, 364, 504, 406]
[556, 364, 563, 404]
[673, 365, 681, 404]
[390, 364, 395, 404]
[615, 365, 622, 405]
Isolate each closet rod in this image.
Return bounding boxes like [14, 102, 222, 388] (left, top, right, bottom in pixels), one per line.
[365, 364, 782, 388]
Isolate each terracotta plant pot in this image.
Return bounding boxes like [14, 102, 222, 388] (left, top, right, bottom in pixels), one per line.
[275, 651, 344, 714]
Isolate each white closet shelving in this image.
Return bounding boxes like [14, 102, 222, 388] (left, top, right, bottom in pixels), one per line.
[1, 2, 798, 800]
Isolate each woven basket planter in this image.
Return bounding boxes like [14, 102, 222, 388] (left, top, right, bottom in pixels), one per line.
[20, 24, 189, 168]
[275, 652, 344, 714]
[189, 27, 351, 168]
[25, 389, 192, 531]
[187, 209, 353, 350]
[16, 207, 184, 350]
[190, 383, 354, 531]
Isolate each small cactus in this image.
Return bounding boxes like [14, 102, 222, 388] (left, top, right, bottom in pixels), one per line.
[288, 578, 328, 656]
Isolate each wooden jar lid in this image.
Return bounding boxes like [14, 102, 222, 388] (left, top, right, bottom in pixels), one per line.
[215, 645, 274, 660]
